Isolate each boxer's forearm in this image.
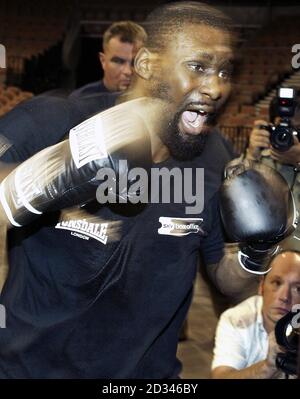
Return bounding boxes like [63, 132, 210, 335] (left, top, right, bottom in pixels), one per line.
[0, 163, 13, 289]
[206, 245, 259, 301]
[0, 162, 17, 182]
[0, 201, 12, 228]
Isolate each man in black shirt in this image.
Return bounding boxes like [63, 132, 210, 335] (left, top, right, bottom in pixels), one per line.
[0, 2, 250, 378]
[70, 21, 146, 98]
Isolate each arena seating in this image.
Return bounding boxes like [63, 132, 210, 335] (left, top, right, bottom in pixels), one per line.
[218, 17, 298, 154]
[0, 85, 33, 116]
[0, 0, 71, 115]
[0, 0, 70, 87]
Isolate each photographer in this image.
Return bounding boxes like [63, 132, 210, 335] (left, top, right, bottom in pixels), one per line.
[211, 248, 300, 379]
[245, 89, 300, 216]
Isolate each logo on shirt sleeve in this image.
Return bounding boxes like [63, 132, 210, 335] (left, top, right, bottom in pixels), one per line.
[158, 217, 205, 237]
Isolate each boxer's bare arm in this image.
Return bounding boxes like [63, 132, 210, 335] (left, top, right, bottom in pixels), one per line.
[206, 247, 259, 302]
[0, 162, 17, 182]
[0, 202, 11, 228]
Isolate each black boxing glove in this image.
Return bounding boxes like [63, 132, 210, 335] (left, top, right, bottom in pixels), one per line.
[0, 98, 154, 227]
[220, 160, 297, 274]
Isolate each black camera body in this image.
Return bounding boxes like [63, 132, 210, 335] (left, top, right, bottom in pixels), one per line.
[275, 309, 300, 376]
[263, 88, 300, 152]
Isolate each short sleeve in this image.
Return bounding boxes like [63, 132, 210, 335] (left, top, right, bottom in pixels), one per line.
[0, 92, 118, 165]
[199, 193, 225, 265]
[0, 96, 79, 163]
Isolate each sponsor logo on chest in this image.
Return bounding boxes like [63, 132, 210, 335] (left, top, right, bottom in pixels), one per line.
[55, 218, 108, 244]
[158, 217, 205, 237]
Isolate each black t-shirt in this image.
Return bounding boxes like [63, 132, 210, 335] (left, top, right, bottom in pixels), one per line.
[69, 80, 110, 99]
[0, 94, 233, 378]
[0, 92, 117, 163]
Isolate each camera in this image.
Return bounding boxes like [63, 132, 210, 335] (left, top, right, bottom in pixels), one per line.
[262, 88, 300, 152]
[275, 308, 300, 376]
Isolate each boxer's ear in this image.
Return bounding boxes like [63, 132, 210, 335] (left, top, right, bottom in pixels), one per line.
[134, 48, 155, 80]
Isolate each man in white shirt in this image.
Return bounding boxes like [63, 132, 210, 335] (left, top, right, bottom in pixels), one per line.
[211, 248, 300, 378]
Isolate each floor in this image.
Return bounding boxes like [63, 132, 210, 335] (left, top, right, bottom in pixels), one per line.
[177, 271, 227, 379]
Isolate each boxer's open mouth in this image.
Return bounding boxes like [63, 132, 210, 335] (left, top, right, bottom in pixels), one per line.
[179, 106, 214, 135]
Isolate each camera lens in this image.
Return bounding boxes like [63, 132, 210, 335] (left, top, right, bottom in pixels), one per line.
[275, 311, 299, 375]
[270, 125, 294, 151]
[284, 323, 300, 351]
[275, 310, 300, 351]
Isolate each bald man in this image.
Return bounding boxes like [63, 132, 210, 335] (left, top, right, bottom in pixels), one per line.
[211, 249, 300, 379]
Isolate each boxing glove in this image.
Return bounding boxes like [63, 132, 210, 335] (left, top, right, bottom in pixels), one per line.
[0, 98, 154, 227]
[220, 160, 297, 274]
